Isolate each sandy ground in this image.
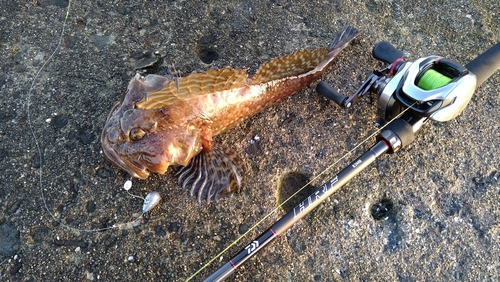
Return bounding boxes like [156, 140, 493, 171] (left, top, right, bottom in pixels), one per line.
[1, 0, 499, 281]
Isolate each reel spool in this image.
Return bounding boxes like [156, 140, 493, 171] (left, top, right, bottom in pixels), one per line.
[417, 69, 452, 90]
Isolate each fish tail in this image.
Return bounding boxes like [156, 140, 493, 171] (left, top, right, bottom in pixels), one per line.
[328, 25, 359, 51]
[251, 26, 358, 85]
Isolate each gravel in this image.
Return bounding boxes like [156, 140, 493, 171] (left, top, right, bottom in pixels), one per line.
[0, 0, 499, 281]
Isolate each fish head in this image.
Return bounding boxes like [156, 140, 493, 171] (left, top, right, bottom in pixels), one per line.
[100, 74, 203, 179]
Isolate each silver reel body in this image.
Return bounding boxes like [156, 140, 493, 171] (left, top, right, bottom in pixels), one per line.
[377, 56, 476, 123]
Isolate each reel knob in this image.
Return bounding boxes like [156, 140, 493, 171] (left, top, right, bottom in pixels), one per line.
[316, 82, 350, 108]
[372, 41, 404, 64]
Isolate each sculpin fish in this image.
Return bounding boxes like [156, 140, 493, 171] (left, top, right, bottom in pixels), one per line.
[101, 26, 359, 202]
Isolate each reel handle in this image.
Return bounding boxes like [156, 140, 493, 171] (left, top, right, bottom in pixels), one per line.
[316, 82, 350, 107]
[372, 41, 404, 64]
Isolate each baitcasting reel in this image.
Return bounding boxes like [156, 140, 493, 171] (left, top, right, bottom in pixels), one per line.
[317, 41, 477, 124]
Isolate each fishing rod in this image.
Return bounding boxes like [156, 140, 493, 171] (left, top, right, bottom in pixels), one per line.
[201, 40, 500, 281]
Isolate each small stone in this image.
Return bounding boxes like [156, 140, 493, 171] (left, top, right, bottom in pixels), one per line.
[414, 208, 422, 217]
[168, 222, 180, 232]
[0, 223, 20, 256]
[74, 129, 95, 145]
[154, 225, 166, 236]
[130, 50, 149, 59]
[37, 0, 69, 8]
[30, 152, 45, 169]
[238, 224, 249, 234]
[124, 180, 132, 191]
[89, 34, 111, 49]
[10, 262, 22, 275]
[96, 167, 110, 179]
[86, 201, 96, 213]
[50, 115, 68, 129]
[86, 270, 95, 281]
[134, 57, 159, 69]
[0, 149, 8, 162]
[336, 268, 346, 278]
[127, 255, 134, 262]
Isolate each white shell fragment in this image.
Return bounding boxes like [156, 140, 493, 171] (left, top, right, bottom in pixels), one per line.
[123, 180, 132, 191]
[142, 191, 161, 214]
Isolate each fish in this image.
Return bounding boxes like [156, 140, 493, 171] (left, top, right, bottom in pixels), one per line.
[100, 26, 359, 202]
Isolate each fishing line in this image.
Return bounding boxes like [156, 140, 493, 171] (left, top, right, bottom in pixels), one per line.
[26, 0, 155, 233]
[417, 69, 452, 90]
[187, 101, 418, 281]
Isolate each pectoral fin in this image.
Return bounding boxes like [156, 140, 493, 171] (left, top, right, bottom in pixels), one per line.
[175, 143, 245, 203]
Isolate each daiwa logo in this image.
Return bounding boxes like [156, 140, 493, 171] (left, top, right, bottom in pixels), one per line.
[245, 241, 259, 254]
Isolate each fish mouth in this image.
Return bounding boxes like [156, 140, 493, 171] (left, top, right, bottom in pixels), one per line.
[100, 133, 150, 180]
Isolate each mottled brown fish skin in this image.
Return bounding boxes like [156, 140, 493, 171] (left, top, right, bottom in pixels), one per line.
[187, 48, 331, 136]
[101, 26, 358, 185]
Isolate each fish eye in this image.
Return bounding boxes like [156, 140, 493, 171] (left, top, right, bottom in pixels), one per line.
[130, 127, 146, 141]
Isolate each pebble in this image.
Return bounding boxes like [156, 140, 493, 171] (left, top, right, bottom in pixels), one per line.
[238, 224, 249, 234]
[124, 180, 132, 190]
[86, 270, 95, 281]
[50, 115, 68, 129]
[134, 57, 159, 69]
[0, 223, 20, 256]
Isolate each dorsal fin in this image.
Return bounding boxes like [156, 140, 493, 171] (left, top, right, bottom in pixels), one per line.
[251, 48, 329, 85]
[165, 60, 182, 90]
[135, 67, 248, 109]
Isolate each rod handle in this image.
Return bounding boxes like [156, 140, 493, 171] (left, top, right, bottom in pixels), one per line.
[465, 42, 500, 87]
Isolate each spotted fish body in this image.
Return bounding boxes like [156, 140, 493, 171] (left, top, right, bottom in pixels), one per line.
[101, 26, 359, 202]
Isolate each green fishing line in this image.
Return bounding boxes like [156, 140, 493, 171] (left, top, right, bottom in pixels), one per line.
[417, 69, 452, 90]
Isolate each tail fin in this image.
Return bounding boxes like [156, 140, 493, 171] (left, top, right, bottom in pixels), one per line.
[328, 26, 359, 51]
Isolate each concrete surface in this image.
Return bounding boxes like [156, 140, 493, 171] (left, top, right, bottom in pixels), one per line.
[0, 0, 499, 281]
